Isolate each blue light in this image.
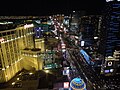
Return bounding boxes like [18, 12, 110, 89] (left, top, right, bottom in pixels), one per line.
[80, 49, 94, 65]
[105, 70, 109, 73]
[70, 77, 86, 90]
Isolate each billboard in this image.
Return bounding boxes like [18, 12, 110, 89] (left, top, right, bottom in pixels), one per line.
[80, 49, 94, 65]
[64, 82, 69, 88]
[63, 67, 70, 75]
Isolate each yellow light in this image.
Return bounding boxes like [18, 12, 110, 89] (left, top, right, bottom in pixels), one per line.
[41, 40, 44, 42]
[45, 70, 49, 73]
[12, 82, 15, 85]
[17, 78, 19, 80]
[29, 72, 33, 75]
[6, 66, 9, 68]
[2, 68, 5, 70]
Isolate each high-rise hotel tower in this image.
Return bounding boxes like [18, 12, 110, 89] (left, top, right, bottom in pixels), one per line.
[100, 0, 120, 75]
[0, 24, 35, 83]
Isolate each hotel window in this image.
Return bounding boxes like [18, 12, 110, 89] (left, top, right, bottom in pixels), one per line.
[22, 29, 24, 36]
[16, 40, 19, 50]
[0, 63, 2, 68]
[19, 30, 21, 37]
[11, 31, 15, 35]
[7, 54, 10, 65]
[28, 28, 30, 33]
[0, 60, 2, 69]
[7, 31, 11, 36]
[24, 29, 26, 35]
[10, 46, 13, 53]
[15, 53, 18, 59]
[5, 43, 8, 48]
[8, 35, 11, 40]
[16, 31, 19, 37]
[3, 36, 7, 42]
[11, 52, 14, 59]
[1, 50, 5, 67]
[2, 32, 6, 36]
[12, 34, 15, 39]
[26, 29, 28, 34]
[13, 40, 16, 45]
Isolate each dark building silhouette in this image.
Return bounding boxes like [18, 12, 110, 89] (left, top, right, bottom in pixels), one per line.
[102, 0, 120, 57]
[100, 0, 120, 76]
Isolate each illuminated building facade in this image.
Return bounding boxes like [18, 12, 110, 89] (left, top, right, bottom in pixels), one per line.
[35, 38, 45, 52]
[70, 77, 86, 90]
[105, 1, 120, 57]
[21, 48, 43, 71]
[100, 0, 120, 75]
[0, 24, 35, 83]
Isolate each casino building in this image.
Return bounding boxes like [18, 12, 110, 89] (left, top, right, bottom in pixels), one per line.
[100, 0, 120, 75]
[70, 77, 86, 90]
[0, 24, 43, 83]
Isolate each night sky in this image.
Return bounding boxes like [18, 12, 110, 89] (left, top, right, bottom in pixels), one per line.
[0, 0, 106, 16]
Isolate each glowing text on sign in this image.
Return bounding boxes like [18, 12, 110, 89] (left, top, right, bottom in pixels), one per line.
[24, 24, 34, 29]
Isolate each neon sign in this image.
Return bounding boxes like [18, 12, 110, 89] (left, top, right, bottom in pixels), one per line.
[80, 49, 94, 65]
[24, 24, 34, 29]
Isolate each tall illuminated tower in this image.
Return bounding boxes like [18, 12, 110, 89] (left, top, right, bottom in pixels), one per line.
[100, 0, 120, 75]
[105, 0, 120, 57]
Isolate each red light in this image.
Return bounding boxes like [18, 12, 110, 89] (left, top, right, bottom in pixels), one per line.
[0, 38, 4, 42]
[64, 82, 69, 88]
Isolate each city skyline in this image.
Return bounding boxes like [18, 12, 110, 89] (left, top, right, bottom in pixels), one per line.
[0, 0, 120, 89]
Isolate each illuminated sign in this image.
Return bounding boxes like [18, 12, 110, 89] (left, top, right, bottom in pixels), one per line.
[106, 0, 120, 2]
[24, 24, 34, 29]
[64, 67, 69, 70]
[63, 67, 70, 75]
[80, 49, 94, 65]
[63, 70, 70, 75]
[64, 82, 69, 88]
[105, 70, 109, 73]
[61, 44, 66, 49]
[107, 61, 113, 66]
[80, 49, 90, 62]
[110, 69, 114, 72]
[81, 41, 85, 46]
[62, 49, 66, 52]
